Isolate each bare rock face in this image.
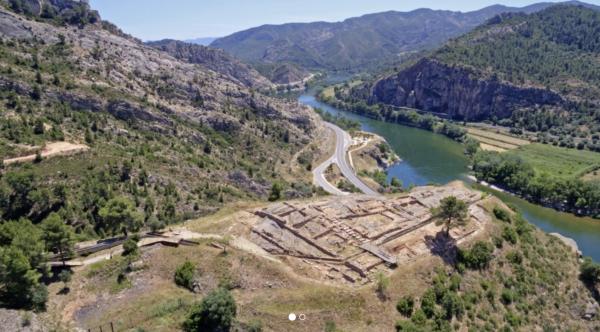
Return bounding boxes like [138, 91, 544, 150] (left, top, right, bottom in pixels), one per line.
[371, 58, 565, 120]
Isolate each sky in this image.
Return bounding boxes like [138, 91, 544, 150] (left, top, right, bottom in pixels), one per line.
[89, 0, 596, 41]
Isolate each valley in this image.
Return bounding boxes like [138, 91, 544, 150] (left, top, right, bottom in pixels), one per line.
[1, 1, 600, 332]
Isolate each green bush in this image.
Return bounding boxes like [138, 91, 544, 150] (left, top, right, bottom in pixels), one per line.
[502, 226, 518, 245]
[420, 288, 436, 318]
[501, 288, 516, 305]
[174, 261, 196, 290]
[411, 308, 427, 326]
[183, 288, 236, 332]
[396, 295, 415, 317]
[395, 320, 420, 332]
[458, 241, 493, 270]
[441, 291, 464, 320]
[493, 207, 511, 223]
[506, 250, 523, 265]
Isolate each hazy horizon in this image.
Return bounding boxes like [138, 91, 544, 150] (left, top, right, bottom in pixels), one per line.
[88, 0, 592, 41]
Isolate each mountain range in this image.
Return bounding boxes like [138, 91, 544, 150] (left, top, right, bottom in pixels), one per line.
[210, 1, 600, 72]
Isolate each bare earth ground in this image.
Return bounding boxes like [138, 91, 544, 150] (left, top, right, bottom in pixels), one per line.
[44, 182, 504, 332]
[3, 142, 89, 165]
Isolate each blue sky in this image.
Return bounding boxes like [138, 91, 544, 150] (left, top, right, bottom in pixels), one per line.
[89, 0, 596, 41]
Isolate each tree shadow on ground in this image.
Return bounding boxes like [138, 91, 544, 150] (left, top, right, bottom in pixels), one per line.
[424, 231, 458, 266]
[57, 287, 70, 295]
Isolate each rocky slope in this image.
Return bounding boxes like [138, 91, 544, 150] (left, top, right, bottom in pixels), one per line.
[253, 62, 310, 85]
[210, 1, 599, 72]
[146, 39, 273, 90]
[0, 0, 319, 229]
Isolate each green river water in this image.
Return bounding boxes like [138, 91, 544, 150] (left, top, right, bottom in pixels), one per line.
[299, 89, 600, 261]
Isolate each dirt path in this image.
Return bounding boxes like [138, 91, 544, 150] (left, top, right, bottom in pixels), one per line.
[3, 142, 89, 165]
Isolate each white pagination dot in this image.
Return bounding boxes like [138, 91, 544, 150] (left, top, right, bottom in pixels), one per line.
[288, 313, 297, 321]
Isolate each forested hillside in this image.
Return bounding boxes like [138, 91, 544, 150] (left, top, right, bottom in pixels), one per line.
[0, 0, 317, 310]
[353, 5, 600, 148]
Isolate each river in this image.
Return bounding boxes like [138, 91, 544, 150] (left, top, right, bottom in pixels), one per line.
[299, 89, 600, 261]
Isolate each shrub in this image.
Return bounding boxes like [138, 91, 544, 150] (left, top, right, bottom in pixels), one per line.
[506, 250, 523, 265]
[493, 206, 511, 223]
[31, 284, 48, 312]
[502, 226, 518, 245]
[375, 272, 390, 299]
[420, 288, 436, 318]
[396, 295, 415, 317]
[395, 320, 420, 332]
[183, 288, 236, 332]
[458, 241, 493, 270]
[247, 319, 263, 332]
[449, 274, 461, 291]
[441, 291, 464, 320]
[411, 308, 427, 326]
[501, 289, 516, 305]
[324, 320, 337, 332]
[174, 261, 196, 290]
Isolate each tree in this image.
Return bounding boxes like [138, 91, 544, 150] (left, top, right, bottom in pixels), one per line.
[268, 182, 282, 202]
[375, 272, 390, 300]
[174, 260, 196, 290]
[41, 213, 74, 266]
[0, 246, 41, 309]
[432, 196, 468, 236]
[98, 197, 143, 237]
[58, 269, 72, 292]
[0, 219, 45, 269]
[581, 257, 600, 285]
[122, 238, 138, 256]
[183, 287, 237, 332]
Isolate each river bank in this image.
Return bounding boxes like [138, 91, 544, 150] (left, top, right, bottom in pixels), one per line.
[299, 87, 600, 261]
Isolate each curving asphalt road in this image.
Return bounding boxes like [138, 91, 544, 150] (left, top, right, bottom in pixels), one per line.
[313, 122, 380, 196]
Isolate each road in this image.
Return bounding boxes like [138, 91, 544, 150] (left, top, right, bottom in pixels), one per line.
[313, 122, 380, 196]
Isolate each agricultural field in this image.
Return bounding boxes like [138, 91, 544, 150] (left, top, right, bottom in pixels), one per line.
[466, 127, 530, 152]
[508, 143, 600, 179]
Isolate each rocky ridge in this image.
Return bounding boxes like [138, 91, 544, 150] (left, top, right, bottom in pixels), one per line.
[146, 39, 273, 90]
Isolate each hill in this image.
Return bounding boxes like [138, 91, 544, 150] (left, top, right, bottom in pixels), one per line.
[184, 37, 217, 46]
[209, 1, 599, 72]
[45, 186, 600, 331]
[145, 39, 273, 89]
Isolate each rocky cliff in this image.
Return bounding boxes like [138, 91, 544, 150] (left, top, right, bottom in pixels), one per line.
[370, 58, 565, 120]
[146, 39, 273, 90]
